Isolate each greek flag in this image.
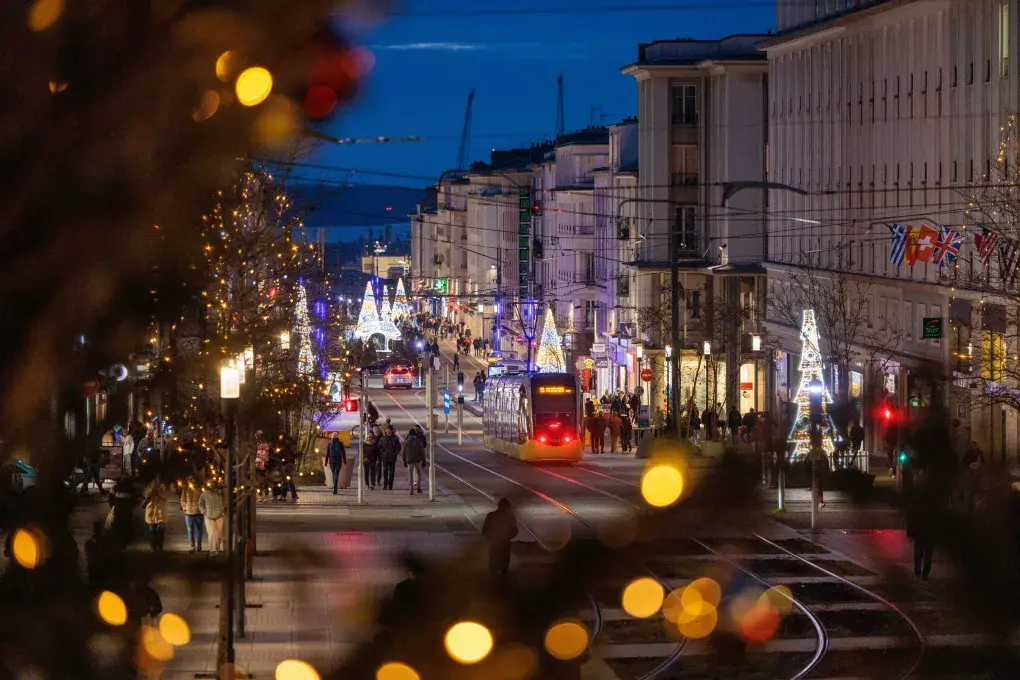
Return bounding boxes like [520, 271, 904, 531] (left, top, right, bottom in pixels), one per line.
[890, 223, 907, 266]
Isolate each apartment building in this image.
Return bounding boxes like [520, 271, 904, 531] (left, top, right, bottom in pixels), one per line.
[763, 0, 1020, 463]
[621, 34, 771, 425]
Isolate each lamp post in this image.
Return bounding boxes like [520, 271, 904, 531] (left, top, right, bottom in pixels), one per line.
[702, 341, 711, 412]
[665, 344, 673, 429]
[218, 364, 240, 674]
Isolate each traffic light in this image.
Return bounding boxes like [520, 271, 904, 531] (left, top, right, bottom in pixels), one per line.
[897, 448, 909, 465]
[457, 371, 465, 393]
[343, 398, 359, 412]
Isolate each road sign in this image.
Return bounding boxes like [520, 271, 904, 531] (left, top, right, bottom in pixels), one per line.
[921, 317, 943, 339]
[515, 335, 525, 345]
[443, 389, 451, 415]
[640, 368, 653, 382]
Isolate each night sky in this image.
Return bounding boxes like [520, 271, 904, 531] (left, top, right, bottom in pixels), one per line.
[303, 0, 775, 188]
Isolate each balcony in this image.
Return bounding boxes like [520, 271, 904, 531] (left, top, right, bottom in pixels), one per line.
[558, 224, 596, 236]
[573, 273, 597, 286]
[671, 112, 699, 126]
[672, 172, 699, 187]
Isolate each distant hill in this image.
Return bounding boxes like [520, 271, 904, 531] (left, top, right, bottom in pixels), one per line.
[289, 182, 424, 231]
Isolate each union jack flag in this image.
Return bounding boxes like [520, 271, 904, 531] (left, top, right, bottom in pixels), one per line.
[931, 226, 963, 267]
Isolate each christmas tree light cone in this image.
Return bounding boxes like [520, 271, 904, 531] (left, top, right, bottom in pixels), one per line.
[535, 308, 566, 373]
[354, 281, 381, 340]
[379, 293, 401, 340]
[787, 309, 835, 459]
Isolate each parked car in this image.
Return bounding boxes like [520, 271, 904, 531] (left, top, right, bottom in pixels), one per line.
[383, 364, 414, 389]
[362, 359, 391, 377]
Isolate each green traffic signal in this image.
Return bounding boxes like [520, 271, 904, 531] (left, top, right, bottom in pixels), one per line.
[897, 449, 909, 464]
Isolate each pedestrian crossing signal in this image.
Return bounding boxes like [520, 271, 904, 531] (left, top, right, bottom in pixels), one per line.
[343, 399, 359, 412]
[897, 449, 909, 465]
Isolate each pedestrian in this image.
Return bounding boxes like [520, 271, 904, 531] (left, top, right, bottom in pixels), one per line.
[453, 351, 460, 371]
[689, 408, 701, 443]
[585, 413, 599, 454]
[379, 426, 402, 490]
[178, 480, 204, 553]
[592, 412, 607, 454]
[364, 432, 380, 491]
[701, 406, 715, 441]
[199, 482, 226, 553]
[620, 413, 633, 453]
[474, 371, 484, 402]
[482, 498, 518, 584]
[280, 437, 299, 501]
[80, 440, 105, 496]
[629, 392, 641, 417]
[325, 432, 347, 495]
[727, 405, 742, 445]
[401, 428, 426, 494]
[142, 477, 169, 552]
[742, 408, 757, 443]
[121, 426, 135, 478]
[907, 468, 936, 581]
[849, 422, 864, 453]
[608, 411, 622, 454]
[107, 476, 136, 549]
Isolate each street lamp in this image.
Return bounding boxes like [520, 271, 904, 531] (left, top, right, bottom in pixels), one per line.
[752, 334, 762, 352]
[218, 364, 240, 672]
[665, 345, 673, 429]
[703, 341, 711, 356]
[280, 330, 291, 351]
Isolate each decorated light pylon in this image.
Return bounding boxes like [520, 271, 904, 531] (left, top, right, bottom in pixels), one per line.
[379, 291, 401, 340]
[788, 309, 835, 458]
[535, 307, 566, 373]
[295, 283, 315, 375]
[393, 277, 410, 319]
[354, 280, 381, 340]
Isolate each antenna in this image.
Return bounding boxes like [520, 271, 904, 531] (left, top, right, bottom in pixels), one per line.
[589, 104, 606, 127]
[556, 74, 565, 137]
[456, 89, 476, 170]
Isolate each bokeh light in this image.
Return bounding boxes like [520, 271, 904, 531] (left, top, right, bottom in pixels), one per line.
[158, 613, 191, 646]
[492, 644, 538, 680]
[48, 81, 68, 94]
[275, 659, 320, 680]
[444, 621, 494, 664]
[11, 528, 42, 569]
[192, 90, 220, 122]
[375, 662, 419, 680]
[677, 601, 718, 639]
[235, 67, 273, 107]
[543, 620, 589, 660]
[252, 96, 303, 150]
[740, 601, 781, 643]
[621, 577, 664, 618]
[640, 464, 684, 507]
[140, 626, 174, 662]
[342, 46, 376, 78]
[216, 51, 240, 82]
[758, 585, 794, 616]
[663, 580, 720, 625]
[687, 577, 722, 608]
[727, 586, 765, 625]
[27, 0, 63, 31]
[96, 591, 128, 626]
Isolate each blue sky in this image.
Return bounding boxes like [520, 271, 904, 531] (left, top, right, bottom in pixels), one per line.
[305, 1, 775, 188]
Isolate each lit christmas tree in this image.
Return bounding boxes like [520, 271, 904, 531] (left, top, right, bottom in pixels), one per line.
[788, 309, 835, 458]
[535, 307, 566, 373]
[354, 280, 381, 340]
[379, 292, 401, 340]
[295, 283, 315, 374]
[393, 277, 410, 319]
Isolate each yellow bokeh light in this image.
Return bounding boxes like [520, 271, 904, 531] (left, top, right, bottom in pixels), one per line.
[275, 659, 321, 680]
[28, 0, 63, 31]
[758, 585, 794, 617]
[677, 601, 717, 639]
[192, 90, 220, 122]
[543, 620, 589, 660]
[96, 591, 128, 626]
[492, 644, 537, 680]
[640, 464, 684, 507]
[252, 96, 302, 150]
[235, 67, 273, 107]
[12, 528, 40, 569]
[140, 626, 174, 662]
[158, 613, 191, 646]
[688, 577, 722, 608]
[621, 577, 664, 619]
[375, 661, 420, 680]
[216, 51, 239, 83]
[444, 621, 494, 665]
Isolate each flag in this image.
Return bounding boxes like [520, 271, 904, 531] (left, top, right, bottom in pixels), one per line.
[974, 228, 997, 266]
[912, 225, 939, 264]
[904, 226, 922, 265]
[999, 238, 1020, 287]
[890, 223, 907, 266]
[931, 226, 963, 266]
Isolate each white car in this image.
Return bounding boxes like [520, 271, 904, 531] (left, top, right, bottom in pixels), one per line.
[383, 364, 414, 389]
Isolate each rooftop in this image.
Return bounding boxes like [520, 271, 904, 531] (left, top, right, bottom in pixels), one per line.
[624, 34, 769, 69]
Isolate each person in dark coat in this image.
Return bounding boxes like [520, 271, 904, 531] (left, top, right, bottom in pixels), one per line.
[401, 428, 426, 494]
[727, 406, 742, 445]
[363, 433, 381, 491]
[620, 414, 633, 453]
[325, 433, 347, 495]
[629, 393, 641, 417]
[379, 426, 402, 490]
[906, 468, 937, 581]
[482, 498, 518, 583]
[701, 407, 716, 440]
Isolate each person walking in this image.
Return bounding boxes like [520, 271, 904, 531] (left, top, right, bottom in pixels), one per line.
[849, 422, 865, 453]
[608, 411, 622, 454]
[482, 498, 518, 584]
[178, 480, 204, 553]
[592, 412, 607, 454]
[689, 408, 702, 443]
[121, 426, 135, 478]
[379, 426, 402, 490]
[701, 406, 715, 441]
[453, 351, 460, 371]
[474, 371, 485, 402]
[198, 483, 226, 553]
[80, 441, 105, 496]
[402, 428, 426, 494]
[363, 432, 381, 491]
[620, 413, 633, 453]
[142, 478, 169, 552]
[326, 432, 347, 495]
[907, 468, 936, 581]
[742, 408, 757, 443]
[727, 405, 742, 445]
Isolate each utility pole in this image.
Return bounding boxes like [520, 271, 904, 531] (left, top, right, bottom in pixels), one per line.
[808, 379, 823, 530]
[445, 363, 450, 433]
[357, 370, 364, 505]
[670, 218, 681, 438]
[427, 352, 436, 501]
[457, 371, 465, 445]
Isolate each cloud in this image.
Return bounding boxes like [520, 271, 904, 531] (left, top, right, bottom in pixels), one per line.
[372, 42, 484, 51]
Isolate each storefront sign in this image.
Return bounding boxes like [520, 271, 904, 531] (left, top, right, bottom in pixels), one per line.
[921, 317, 943, 339]
[595, 358, 610, 368]
[591, 343, 607, 356]
[739, 382, 753, 390]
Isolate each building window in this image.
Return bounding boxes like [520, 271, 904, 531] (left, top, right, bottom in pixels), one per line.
[671, 144, 699, 185]
[986, 59, 992, 82]
[967, 61, 974, 85]
[952, 161, 958, 182]
[982, 331, 1006, 381]
[951, 65, 958, 87]
[969, 159, 975, 182]
[689, 290, 701, 319]
[671, 85, 698, 125]
[1000, 3, 1010, 77]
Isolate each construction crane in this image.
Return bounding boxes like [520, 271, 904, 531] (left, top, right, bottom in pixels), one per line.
[556, 74, 565, 137]
[456, 90, 476, 170]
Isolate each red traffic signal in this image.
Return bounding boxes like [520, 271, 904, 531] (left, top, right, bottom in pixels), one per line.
[343, 399, 359, 412]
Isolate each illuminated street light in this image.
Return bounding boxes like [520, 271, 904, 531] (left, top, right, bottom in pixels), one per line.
[665, 345, 673, 358]
[752, 334, 762, 352]
[280, 330, 291, 351]
[702, 341, 711, 355]
[220, 365, 240, 399]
